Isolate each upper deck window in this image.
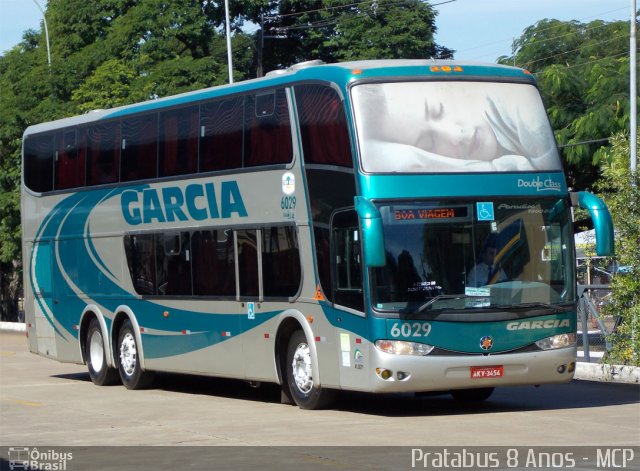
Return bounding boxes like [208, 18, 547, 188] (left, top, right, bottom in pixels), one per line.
[352, 81, 562, 174]
[85, 121, 120, 185]
[55, 130, 84, 190]
[244, 89, 292, 167]
[159, 106, 198, 177]
[294, 84, 352, 167]
[24, 133, 54, 192]
[24, 87, 295, 193]
[121, 114, 158, 182]
[200, 96, 244, 172]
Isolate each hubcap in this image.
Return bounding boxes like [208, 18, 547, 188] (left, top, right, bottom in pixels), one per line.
[89, 330, 104, 372]
[120, 333, 137, 377]
[291, 342, 313, 394]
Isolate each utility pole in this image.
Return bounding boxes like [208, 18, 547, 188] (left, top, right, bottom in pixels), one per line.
[224, 0, 233, 84]
[31, 0, 51, 67]
[630, 0, 637, 179]
[257, 13, 264, 78]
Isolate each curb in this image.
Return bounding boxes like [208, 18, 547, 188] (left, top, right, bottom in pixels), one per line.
[574, 361, 640, 385]
[0, 321, 26, 333]
[1, 321, 638, 384]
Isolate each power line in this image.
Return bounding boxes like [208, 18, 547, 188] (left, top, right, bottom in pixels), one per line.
[522, 34, 629, 68]
[452, 4, 632, 59]
[558, 138, 611, 149]
[264, 0, 454, 21]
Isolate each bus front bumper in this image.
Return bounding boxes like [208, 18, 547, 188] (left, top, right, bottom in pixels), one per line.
[365, 347, 577, 393]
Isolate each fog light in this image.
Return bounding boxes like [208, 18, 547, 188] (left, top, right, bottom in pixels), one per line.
[376, 368, 393, 380]
[397, 371, 410, 381]
[557, 364, 566, 374]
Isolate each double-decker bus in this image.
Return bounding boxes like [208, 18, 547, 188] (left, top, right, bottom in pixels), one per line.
[22, 60, 614, 409]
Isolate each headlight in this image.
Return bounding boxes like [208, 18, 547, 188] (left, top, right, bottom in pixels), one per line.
[375, 340, 434, 356]
[535, 333, 576, 350]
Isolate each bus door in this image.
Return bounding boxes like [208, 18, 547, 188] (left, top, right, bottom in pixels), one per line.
[31, 241, 58, 358]
[236, 229, 266, 380]
[331, 209, 369, 388]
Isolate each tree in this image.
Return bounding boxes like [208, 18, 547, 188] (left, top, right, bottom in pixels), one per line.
[499, 18, 635, 190]
[259, 0, 452, 73]
[596, 133, 640, 366]
[0, 0, 449, 320]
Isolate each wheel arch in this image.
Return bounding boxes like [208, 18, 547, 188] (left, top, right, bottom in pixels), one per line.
[274, 309, 320, 388]
[111, 305, 147, 372]
[79, 305, 114, 368]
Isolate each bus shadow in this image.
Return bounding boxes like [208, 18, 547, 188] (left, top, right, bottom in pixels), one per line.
[334, 381, 640, 417]
[51, 371, 639, 417]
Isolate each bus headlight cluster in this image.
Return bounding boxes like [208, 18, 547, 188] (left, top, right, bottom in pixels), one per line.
[375, 340, 434, 356]
[535, 333, 576, 350]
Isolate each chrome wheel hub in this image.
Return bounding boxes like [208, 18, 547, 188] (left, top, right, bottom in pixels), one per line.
[291, 342, 313, 394]
[89, 330, 104, 372]
[120, 333, 137, 376]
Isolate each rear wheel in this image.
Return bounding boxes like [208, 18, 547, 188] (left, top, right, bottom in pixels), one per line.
[117, 319, 154, 389]
[85, 318, 119, 386]
[285, 330, 335, 409]
[450, 387, 494, 403]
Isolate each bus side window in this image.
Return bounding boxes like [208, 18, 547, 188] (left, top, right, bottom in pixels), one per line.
[86, 122, 120, 186]
[262, 226, 301, 298]
[237, 229, 259, 298]
[54, 129, 84, 190]
[191, 229, 236, 297]
[200, 97, 243, 172]
[121, 114, 158, 182]
[156, 232, 192, 296]
[24, 133, 54, 192]
[244, 88, 292, 167]
[124, 234, 157, 295]
[159, 106, 198, 177]
[294, 84, 352, 168]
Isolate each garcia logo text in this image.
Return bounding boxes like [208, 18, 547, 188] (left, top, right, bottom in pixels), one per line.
[506, 319, 571, 330]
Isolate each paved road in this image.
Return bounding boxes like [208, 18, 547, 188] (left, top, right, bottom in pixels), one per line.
[1, 331, 638, 450]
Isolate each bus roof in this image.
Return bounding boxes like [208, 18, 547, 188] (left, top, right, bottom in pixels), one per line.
[23, 59, 535, 136]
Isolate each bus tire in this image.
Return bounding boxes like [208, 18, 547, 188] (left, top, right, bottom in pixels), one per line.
[450, 387, 494, 403]
[85, 318, 120, 386]
[285, 330, 336, 410]
[117, 319, 154, 390]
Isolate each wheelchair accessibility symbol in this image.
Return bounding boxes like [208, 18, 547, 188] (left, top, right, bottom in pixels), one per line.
[476, 202, 495, 221]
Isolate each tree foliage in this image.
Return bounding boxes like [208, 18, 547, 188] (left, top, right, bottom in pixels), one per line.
[596, 133, 640, 366]
[0, 0, 448, 319]
[499, 18, 635, 190]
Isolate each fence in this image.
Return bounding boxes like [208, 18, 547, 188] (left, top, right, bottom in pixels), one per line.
[577, 284, 618, 363]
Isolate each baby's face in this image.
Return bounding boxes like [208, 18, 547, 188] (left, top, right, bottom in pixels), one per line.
[381, 83, 501, 161]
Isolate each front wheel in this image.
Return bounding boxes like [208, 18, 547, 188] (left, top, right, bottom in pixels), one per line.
[117, 319, 154, 389]
[450, 387, 494, 403]
[285, 330, 335, 410]
[85, 318, 120, 386]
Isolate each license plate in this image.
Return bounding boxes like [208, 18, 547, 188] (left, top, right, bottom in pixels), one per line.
[470, 365, 504, 379]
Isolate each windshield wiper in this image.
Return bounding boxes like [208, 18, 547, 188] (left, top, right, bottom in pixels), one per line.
[417, 294, 470, 313]
[489, 302, 571, 313]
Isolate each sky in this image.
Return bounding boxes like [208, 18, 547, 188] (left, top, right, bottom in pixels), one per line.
[0, 0, 634, 60]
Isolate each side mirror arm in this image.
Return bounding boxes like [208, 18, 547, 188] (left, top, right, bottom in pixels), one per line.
[571, 191, 615, 256]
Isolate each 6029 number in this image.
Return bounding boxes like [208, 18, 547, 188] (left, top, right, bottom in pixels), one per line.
[390, 322, 431, 338]
[281, 196, 297, 209]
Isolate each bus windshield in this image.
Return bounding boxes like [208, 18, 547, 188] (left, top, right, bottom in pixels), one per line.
[371, 198, 575, 312]
[352, 81, 562, 173]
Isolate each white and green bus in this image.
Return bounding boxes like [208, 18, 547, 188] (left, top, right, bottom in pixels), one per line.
[22, 60, 614, 409]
